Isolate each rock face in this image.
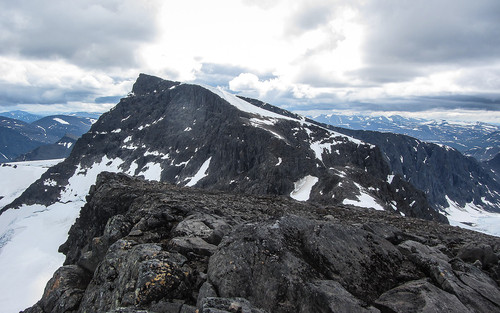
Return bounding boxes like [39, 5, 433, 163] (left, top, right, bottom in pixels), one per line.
[5, 74, 445, 222]
[337, 128, 500, 212]
[24, 172, 500, 313]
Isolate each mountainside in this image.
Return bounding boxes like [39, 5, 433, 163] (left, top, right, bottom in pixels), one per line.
[0, 115, 94, 162]
[333, 129, 500, 215]
[5, 74, 443, 222]
[15, 134, 78, 162]
[24, 172, 500, 313]
[310, 114, 500, 161]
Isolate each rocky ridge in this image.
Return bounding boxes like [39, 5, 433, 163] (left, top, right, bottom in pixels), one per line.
[24, 172, 500, 313]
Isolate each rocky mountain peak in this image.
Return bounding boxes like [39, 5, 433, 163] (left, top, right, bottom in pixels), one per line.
[5, 74, 446, 222]
[131, 73, 180, 97]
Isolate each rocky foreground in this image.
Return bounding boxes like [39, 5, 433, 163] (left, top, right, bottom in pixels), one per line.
[24, 172, 500, 313]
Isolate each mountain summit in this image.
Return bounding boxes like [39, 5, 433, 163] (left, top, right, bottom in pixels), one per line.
[5, 73, 444, 221]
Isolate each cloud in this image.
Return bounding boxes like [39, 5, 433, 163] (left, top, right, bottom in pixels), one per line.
[0, 57, 133, 108]
[356, 0, 500, 83]
[0, 0, 159, 69]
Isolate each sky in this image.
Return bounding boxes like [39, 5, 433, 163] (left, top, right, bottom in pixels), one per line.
[1, 0, 500, 123]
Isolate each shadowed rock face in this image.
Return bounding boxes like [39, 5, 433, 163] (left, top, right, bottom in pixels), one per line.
[24, 172, 500, 313]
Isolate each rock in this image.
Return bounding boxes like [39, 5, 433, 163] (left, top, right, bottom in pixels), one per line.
[302, 280, 380, 313]
[22, 173, 500, 313]
[170, 236, 218, 256]
[374, 279, 473, 313]
[458, 243, 499, 269]
[208, 215, 404, 312]
[197, 281, 218, 308]
[200, 297, 267, 313]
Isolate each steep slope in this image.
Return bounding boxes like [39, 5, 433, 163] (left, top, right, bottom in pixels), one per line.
[24, 172, 500, 313]
[331, 128, 500, 232]
[15, 134, 78, 161]
[5, 74, 442, 222]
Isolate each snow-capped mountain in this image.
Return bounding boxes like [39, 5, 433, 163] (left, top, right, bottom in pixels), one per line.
[0, 115, 95, 162]
[6, 74, 443, 221]
[2, 73, 500, 312]
[310, 114, 500, 161]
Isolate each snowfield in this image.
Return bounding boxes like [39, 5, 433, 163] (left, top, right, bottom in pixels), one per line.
[0, 157, 163, 313]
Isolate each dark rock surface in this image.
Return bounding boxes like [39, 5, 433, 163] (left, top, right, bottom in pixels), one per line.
[23, 172, 500, 313]
[336, 128, 500, 212]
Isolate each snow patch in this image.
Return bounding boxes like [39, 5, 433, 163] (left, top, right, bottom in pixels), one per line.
[140, 163, 162, 182]
[387, 174, 395, 184]
[0, 159, 63, 209]
[275, 157, 282, 166]
[444, 196, 500, 237]
[53, 117, 69, 125]
[186, 157, 212, 187]
[290, 175, 318, 201]
[342, 183, 385, 211]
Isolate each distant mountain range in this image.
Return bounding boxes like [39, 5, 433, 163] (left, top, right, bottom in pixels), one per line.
[309, 114, 500, 161]
[0, 113, 97, 162]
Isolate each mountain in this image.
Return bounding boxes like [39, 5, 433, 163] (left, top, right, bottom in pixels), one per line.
[23, 172, 500, 313]
[0, 110, 43, 123]
[0, 116, 47, 162]
[4, 74, 500, 311]
[31, 115, 95, 143]
[310, 114, 500, 161]
[15, 134, 79, 162]
[68, 112, 102, 119]
[0, 115, 94, 162]
[5, 74, 444, 222]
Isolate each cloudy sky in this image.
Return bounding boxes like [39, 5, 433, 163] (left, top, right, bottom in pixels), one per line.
[1, 0, 500, 123]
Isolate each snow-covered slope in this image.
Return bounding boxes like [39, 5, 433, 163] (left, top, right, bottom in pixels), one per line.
[0, 156, 162, 313]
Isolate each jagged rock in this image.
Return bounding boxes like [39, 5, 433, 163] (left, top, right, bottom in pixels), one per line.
[23, 173, 500, 313]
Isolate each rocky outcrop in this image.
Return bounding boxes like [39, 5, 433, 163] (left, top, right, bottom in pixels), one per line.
[24, 172, 500, 313]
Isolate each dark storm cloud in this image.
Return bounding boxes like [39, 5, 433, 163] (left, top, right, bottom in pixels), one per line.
[358, 0, 500, 83]
[0, 0, 158, 68]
